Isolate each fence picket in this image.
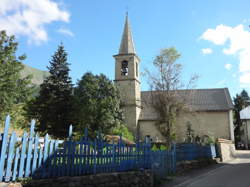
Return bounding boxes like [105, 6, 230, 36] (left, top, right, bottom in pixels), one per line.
[12, 147, 20, 181]
[25, 120, 35, 177]
[5, 132, 16, 181]
[53, 140, 59, 178]
[42, 134, 49, 178]
[32, 134, 39, 175]
[0, 115, 10, 181]
[48, 140, 54, 177]
[18, 132, 28, 179]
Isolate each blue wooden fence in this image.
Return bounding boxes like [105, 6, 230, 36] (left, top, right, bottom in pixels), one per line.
[176, 143, 216, 161]
[0, 116, 176, 182]
[151, 146, 176, 179]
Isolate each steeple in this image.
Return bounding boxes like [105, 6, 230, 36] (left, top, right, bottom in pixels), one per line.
[119, 14, 136, 54]
[113, 14, 141, 137]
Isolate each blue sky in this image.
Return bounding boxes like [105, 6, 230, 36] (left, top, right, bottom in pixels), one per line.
[1, 0, 250, 97]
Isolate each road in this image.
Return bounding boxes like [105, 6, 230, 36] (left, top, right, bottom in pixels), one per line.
[163, 151, 250, 187]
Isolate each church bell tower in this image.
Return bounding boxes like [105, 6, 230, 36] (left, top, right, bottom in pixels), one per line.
[113, 14, 141, 135]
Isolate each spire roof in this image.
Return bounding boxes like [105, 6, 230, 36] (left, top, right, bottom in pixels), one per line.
[119, 14, 136, 55]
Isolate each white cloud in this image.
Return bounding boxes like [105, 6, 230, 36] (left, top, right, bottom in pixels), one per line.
[240, 72, 250, 84]
[0, 0, 70, 44]
[201, 24, 250, 86]
[225, 63, 232, 70]
[201, 48, 213, 55]
[232, 73, 237, 78]
[57, 27, 74, 37]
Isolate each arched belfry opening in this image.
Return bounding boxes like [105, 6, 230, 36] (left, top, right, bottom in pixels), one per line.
[121, 60, 128, 76]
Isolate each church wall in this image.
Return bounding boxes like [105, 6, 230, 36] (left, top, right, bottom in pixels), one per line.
[139, 111, 231, 143]
[175, 111, 231, 142]
[138, 120, 166, 142]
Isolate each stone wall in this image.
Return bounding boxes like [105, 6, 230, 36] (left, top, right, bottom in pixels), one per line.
[139, 111, 232, 143]
[217, 138, 235, 162]
[0, 170, 153, 187]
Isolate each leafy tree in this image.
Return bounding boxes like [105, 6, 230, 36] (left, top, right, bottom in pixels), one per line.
[26, 44, 73, 138]
[144, 47, 198, 145]
[233, 89, 250, 146]
[73, 72, 124, 139]
[0, 30, 33, 123]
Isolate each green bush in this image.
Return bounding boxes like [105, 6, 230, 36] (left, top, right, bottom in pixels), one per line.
[111, 124, 134, 142]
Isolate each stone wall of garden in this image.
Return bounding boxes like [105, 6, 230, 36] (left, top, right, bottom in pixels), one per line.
[0, 170, 153, 187]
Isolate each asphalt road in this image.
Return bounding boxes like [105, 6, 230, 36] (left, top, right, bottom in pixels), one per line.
[163, 151, 250, 187]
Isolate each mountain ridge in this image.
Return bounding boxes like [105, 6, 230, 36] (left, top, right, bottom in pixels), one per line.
[21, 63, 49, 85]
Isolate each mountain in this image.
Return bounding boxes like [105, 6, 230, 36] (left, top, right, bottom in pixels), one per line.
[21, 63, 49, 85]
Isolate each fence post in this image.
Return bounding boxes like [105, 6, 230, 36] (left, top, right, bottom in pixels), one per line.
[0, 115, 10, 181]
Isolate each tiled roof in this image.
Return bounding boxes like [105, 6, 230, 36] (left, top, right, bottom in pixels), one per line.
[139, 88, 233, 120]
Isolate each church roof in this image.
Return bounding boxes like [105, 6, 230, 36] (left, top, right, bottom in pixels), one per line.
[118, 14, 136, 55]
[139, 88, 233, 121]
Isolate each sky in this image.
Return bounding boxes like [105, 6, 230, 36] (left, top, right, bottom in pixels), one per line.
[1, 0, 250, 98]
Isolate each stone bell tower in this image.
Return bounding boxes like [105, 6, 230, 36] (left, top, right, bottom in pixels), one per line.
[113, 14, 141, 135]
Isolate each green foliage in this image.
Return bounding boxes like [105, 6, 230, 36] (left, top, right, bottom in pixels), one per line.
[8, 103, 29, 129]
[111, 124, 134, 141]
[233, 90, 250, 145]
[151, 144, 168, 151]
[0, 30, 33, 123]
[73, 72, 124, 139]
[26, 44, 74, 138]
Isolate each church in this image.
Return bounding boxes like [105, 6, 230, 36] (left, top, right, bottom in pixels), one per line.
[113, 15, 235, 143]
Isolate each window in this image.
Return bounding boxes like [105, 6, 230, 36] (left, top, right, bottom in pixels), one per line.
[121, 61, 128, 76]
[136, 62, 138, 77]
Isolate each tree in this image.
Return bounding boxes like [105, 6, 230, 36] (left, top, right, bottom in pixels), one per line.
[26, 44, 73, 138]
[0, 30, 33, 123]
[144, 47, 198, 145]
[233, 89, 250, 146]
[73, 72, 124, 139]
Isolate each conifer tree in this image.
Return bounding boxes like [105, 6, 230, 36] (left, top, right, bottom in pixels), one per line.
[233, 89, 250, 147]
[27, 44, 73, 138]
[0, 30, 33, 122]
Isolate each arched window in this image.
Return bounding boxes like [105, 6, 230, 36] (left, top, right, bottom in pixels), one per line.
[121, 60, 128, 76]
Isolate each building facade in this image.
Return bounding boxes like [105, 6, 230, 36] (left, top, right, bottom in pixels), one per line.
[114, 15, 235, 142]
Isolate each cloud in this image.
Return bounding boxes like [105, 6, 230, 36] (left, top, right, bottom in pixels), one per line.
[201, 24, 250, 86]
[0, 0, 70, 44]
[240, 72, 250, 84]
[224, 63, 232, 70]
[201, 48, 213, 54]
[57, 27, 74, 37]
